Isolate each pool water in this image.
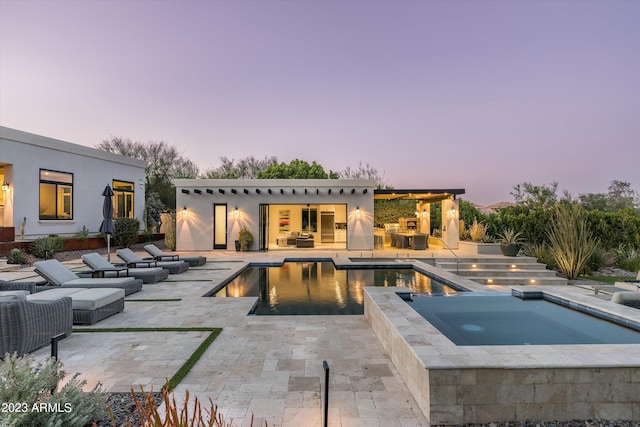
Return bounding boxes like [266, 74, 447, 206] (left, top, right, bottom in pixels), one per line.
[213, 261, 457, 315]
[407, 293, 640, 345]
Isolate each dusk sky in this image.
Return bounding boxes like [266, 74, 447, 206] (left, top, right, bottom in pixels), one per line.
[1, 0, 638, 205]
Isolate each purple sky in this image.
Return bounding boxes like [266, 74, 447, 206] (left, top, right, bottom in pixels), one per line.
[1, 0, 638, 205]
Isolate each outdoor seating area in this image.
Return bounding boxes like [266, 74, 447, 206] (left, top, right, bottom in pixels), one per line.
[144, 244, 207, 267]
[116, 248, 190, 274]
[388, 232, 429, 250]
[79, 252, 170, 284]
[34, 259, 143, 295]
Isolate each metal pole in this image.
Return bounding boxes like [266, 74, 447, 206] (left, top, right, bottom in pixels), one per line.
[323, 360, 329, 427]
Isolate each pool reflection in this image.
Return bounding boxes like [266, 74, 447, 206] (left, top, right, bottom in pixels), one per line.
[214, 262, 457, 315]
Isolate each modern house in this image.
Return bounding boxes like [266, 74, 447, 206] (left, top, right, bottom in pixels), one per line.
[174, 179, 464, 251]
[0, 126, 147, 240]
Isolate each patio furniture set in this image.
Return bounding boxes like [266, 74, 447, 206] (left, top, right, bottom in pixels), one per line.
[0, 245, 206, 357]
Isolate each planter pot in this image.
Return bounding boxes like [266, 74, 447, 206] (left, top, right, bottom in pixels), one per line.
[500, 243, 521, 257]
[0, 227, 15, 243]
[235, 240, 241, 252]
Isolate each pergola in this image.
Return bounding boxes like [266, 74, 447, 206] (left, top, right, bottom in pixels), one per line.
[373, 188, 465, 203]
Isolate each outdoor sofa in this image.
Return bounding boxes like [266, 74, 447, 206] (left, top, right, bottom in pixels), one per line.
[79, 252, 169, 284]
[0, 289, 73, 356]
[34, 259, 142, 295]
[143, 244, 206, 267]
[116, 248, 189, 274]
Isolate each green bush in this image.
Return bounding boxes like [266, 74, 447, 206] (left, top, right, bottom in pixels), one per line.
[587, 245, 618, 274]
[616, 245, 640, 272]
[30, 236, 65, 259]
[522, 242, 556, 270]
[165, 212, 176, 250]
[0, 353, 106, 427]
[6, 248, 30, 265]
[113, 218, 140, 248]
[546, 203, 598, 279]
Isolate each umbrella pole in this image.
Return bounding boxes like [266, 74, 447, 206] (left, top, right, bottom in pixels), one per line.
[107, 235, 111, 262]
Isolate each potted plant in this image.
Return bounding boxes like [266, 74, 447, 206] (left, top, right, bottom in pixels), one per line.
[238, 227, 254, 251]
[498, 228, 524, 257]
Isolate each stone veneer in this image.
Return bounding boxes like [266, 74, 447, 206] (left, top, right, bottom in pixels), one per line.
[364, 285, 640, 424]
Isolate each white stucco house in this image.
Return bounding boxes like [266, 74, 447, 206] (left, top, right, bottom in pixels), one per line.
[0, 126, 146, 240]
[174, 179, 464, 251]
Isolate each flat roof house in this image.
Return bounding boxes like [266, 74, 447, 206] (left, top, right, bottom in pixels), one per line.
[175, 179, 464, 251]
[0, 126, 146, 240]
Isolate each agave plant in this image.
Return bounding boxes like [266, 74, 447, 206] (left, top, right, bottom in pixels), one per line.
[498, 228, 524, 244]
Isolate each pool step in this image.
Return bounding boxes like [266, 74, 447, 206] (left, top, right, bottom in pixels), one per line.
[435, 257, 566, 286]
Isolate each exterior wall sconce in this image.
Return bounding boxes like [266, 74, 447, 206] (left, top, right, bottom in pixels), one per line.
[414, 211, 419, 218]
[181, 207, 188, 217]
[422, 209, 428, 217]
[1, 181, 9, 191]
[447, 206, 456, 219]
[356, 206, 361, 216]
[234, 207, 239, 217]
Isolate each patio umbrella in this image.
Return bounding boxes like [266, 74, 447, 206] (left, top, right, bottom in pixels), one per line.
[99, 185, 115, 261]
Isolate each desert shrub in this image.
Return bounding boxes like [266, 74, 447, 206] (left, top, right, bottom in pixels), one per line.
[127, 383, 265, 427]
[586, 245, 618, 274]
[469, 218, 489, 242]
[164, 211, 176, 250]
[113, 218, 140, 248]
[6, 248, 30, 265]
[459, 220, 470, 240]
[522, 242, 556, 270]
[145, 192, 165, 232]
[239, 227, 254, 251]
[616, 245, 640, 272]
[75, 225, 89, 240]
[0, 353, 106, 427]
[546, 203, 598, 279]
[30, 236, 65, 259]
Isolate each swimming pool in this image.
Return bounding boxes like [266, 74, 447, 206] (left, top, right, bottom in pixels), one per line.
[211, 261, 458, 315]
[406, 292, 640, 345]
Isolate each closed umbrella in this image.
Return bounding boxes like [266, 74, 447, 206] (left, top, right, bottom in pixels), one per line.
[99, 185, 115, 261]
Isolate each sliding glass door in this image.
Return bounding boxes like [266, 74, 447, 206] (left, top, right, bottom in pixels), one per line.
[213, 204, 227, 249]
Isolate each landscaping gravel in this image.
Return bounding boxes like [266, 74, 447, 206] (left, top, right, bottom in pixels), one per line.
[93, 391, 163, 427]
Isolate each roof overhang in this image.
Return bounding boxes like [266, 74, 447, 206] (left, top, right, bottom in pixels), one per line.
[374, 189, 465, 203]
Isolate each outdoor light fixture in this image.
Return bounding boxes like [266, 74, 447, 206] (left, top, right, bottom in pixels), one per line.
[356, 206, 361, 216]
[234, 207, 239, 217]
[415, 211, 419, 218]
[1, 181, 9, 191]
[422, 209, 428, 217]
[181, 207, 188, 217]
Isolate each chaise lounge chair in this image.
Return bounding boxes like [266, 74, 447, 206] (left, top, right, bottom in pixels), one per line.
[0, 291, 73, 356]
[143, 244, 206, 267]
[80, 252, 169, 284]
[34, 259, 142, 296]
[116, 248, 189, 274]
[614, 271, 640, 292]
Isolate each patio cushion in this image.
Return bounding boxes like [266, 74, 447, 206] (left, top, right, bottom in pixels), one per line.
[0, 290, 29, 300]
[66, 288, 125, 311]
[34, 259, 79, 285]
[27, 287, 86, 301]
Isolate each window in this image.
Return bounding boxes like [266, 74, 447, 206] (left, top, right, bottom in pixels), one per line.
[302, 207, 317, 232]
[112, 180, 135, 218]
[39, 169, 73, 220]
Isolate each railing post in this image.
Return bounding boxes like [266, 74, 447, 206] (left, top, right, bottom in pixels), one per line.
[322, 360, 329, 427]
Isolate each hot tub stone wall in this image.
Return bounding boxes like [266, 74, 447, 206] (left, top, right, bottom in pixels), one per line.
[364, 286, 640, 424]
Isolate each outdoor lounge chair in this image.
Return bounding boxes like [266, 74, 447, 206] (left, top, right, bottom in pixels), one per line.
[116, 248, 189, 274]
[143, 244, 206, 267]
[80, 252, 169, 284]
[0, 292, 73, 356]
[614, 271, 640, 292]
[27, 287, 125, 325]
[34, 259, 142, 296]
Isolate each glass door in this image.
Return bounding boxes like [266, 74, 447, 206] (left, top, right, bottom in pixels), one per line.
[259, 204, 269, 251]
[213, 204, 227, 249]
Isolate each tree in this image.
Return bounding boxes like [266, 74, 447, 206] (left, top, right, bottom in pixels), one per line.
[339, 162, 388, 189]
[96, 137, 199, 209]
[257, 159, 339, 179]
[510, 182, 560, 209]
[579, 180, 639, 211]
[202, 156, 277, 179]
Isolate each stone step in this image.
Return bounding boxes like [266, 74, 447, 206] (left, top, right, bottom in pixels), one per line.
[438, 256, 540, 264]
[436, 261, 547, 271]
[464, 275, 567, 286]
[452, 268, 557, 278]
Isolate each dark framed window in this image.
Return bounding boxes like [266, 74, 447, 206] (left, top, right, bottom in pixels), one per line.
[112, 180, 135, 218]
[39, 169, 73, 220]
[302, 208, 317, 232]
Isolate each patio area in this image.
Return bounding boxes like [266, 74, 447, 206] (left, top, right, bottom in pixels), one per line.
[1, 247, 638, 426]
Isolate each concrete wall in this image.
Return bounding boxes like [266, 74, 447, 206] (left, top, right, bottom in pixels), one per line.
[174, 179, 375, 251]
[0, 127, 146, 238]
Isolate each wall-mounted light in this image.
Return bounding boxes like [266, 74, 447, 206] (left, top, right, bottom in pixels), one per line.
[422, 209, 428, 217]
[1, 181, 9, 191]
[234, 207, 239, 217]
[447, 206, 456, 219]
[414, 211, 419, 218]
[181, 206, 188, 217]
[356, 206, 361, 216]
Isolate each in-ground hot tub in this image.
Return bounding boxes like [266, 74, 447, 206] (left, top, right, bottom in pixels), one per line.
[364, 286, 640, 424]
